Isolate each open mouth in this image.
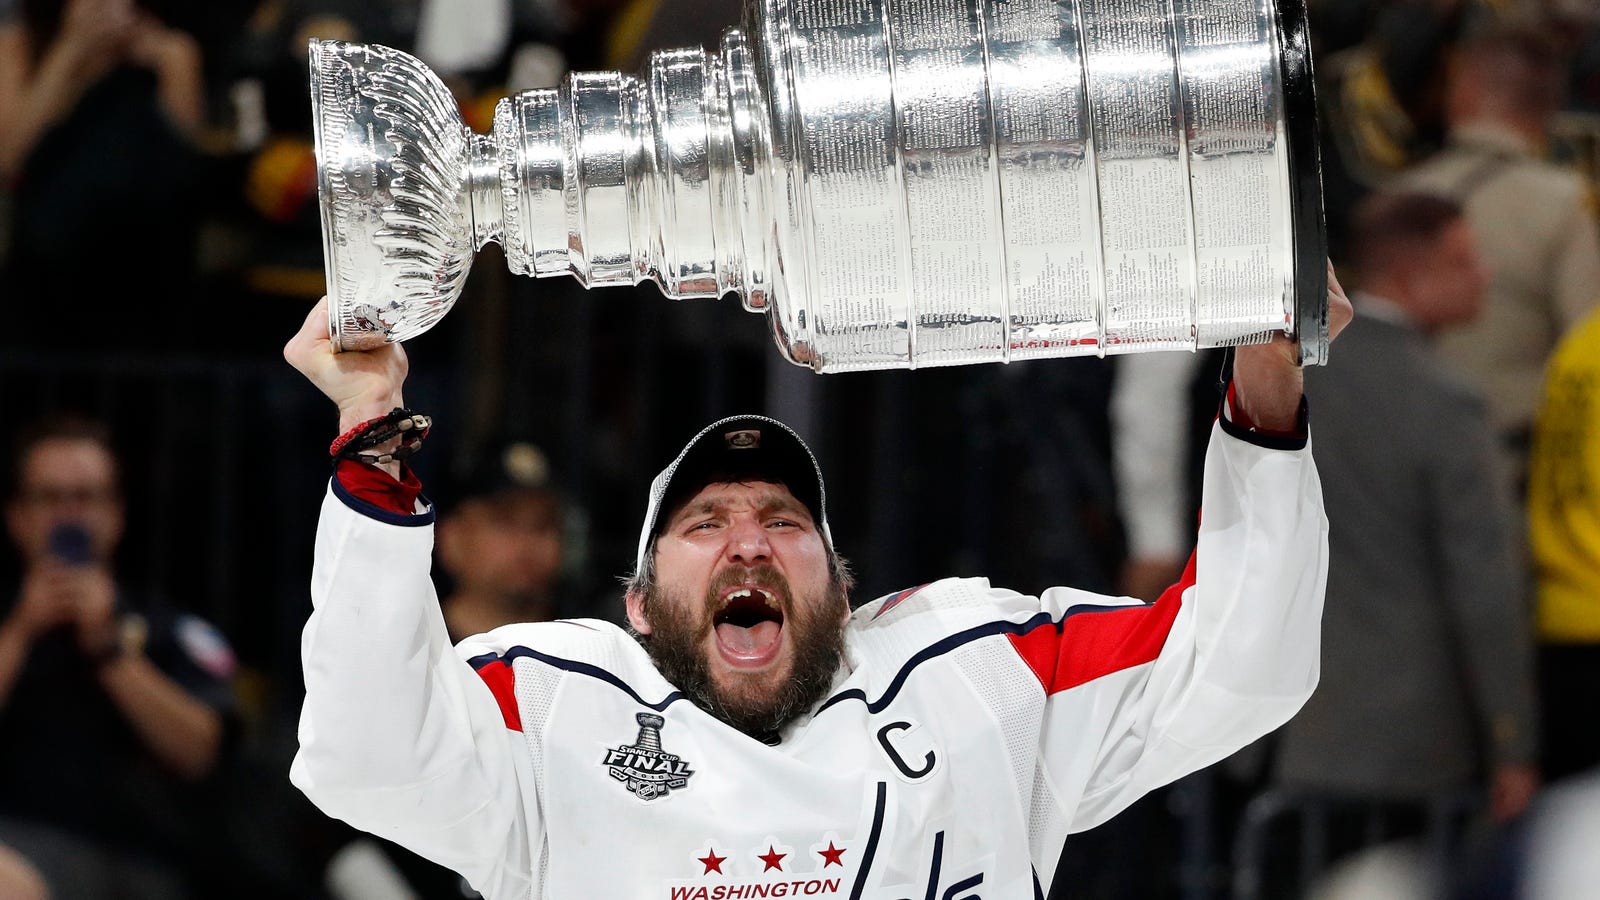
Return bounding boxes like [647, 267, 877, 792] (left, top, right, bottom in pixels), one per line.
[713, 586, 785, 668]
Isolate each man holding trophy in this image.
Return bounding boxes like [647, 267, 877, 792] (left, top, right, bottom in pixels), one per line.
[287, 0, 1352, 895]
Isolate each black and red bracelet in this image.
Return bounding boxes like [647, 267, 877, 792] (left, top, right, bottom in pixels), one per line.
[330, 408, 432, 465]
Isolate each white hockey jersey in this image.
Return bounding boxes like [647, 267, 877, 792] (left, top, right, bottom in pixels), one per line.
[292, 419, 1327, 899]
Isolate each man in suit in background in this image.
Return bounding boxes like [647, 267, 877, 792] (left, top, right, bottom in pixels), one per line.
[1269, 191, 1539, 840]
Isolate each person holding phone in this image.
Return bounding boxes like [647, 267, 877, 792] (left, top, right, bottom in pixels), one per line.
[0, 416, 238, 900]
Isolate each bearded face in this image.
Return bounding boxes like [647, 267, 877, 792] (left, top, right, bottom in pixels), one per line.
[625, 481, 850, 741]
[638, 563, 847, 739]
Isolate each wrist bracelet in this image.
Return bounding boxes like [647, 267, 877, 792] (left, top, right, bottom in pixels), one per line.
[330, 408, 432, 465]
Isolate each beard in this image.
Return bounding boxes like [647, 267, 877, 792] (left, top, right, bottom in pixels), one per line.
[637, 563, 847, 741]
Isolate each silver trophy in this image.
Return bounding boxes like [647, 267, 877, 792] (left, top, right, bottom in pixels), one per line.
[311, 0, 1327, 372]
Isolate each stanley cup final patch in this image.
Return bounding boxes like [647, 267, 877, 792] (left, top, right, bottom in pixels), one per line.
[603, 712, 696, 801]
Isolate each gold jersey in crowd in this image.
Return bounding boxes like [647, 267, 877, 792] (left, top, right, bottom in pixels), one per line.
[1530, 307, 1600, 643]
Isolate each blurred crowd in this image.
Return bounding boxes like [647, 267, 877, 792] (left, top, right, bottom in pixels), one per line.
[1, 0, 1599, 897]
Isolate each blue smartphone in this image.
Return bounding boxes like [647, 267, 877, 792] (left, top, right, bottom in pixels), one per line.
[47, 523, 93, 566]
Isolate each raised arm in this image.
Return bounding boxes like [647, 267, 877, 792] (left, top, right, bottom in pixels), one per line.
[1034, 268, 1353, 831]
[284, 300, 539, 899]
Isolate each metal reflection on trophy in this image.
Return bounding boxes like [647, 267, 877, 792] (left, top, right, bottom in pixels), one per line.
[309, 0, 1328, 372]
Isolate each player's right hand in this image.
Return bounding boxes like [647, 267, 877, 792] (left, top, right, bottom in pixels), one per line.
[284, 297, 410, 432]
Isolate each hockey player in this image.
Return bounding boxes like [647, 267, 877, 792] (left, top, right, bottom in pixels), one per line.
[285, 271, 1352, 899]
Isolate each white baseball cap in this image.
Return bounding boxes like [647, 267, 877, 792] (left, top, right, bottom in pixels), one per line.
[635, 415, 832, 573]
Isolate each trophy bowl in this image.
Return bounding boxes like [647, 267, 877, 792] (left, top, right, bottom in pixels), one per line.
[310, 40, 498, 351]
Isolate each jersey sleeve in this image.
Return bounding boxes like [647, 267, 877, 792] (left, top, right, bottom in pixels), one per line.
[1022, 412, 1327, 833]
[289, 482, 540, 900]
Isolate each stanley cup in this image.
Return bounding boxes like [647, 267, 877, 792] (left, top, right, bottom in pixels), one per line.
[310, 0, 1327, 372]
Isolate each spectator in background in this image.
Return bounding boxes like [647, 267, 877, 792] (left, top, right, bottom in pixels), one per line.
[1401, 24, 1600, 500]
[1270, 192, 1538, 839]
[0, 0, 205, 353]
[0, 416, 238, 900]
[437, 440, 574, 640]
[1527, 306, 1600, 784]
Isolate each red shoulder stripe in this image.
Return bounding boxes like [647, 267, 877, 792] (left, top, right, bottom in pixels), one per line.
[473, 659, 523, 731]
[1008, 551, 1196, 694]
[871, 583, 930, 621]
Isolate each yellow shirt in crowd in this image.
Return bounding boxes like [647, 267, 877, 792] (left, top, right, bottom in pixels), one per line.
[1530, 307, 1600, 643]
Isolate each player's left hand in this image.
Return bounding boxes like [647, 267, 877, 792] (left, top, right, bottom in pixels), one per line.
[1231, 260, 1353, 431]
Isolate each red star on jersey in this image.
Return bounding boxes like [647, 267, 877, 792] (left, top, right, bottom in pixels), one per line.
[758, 846, 786, 872]
[817, 842, 846, 868]
[697, 849, 726, 875]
